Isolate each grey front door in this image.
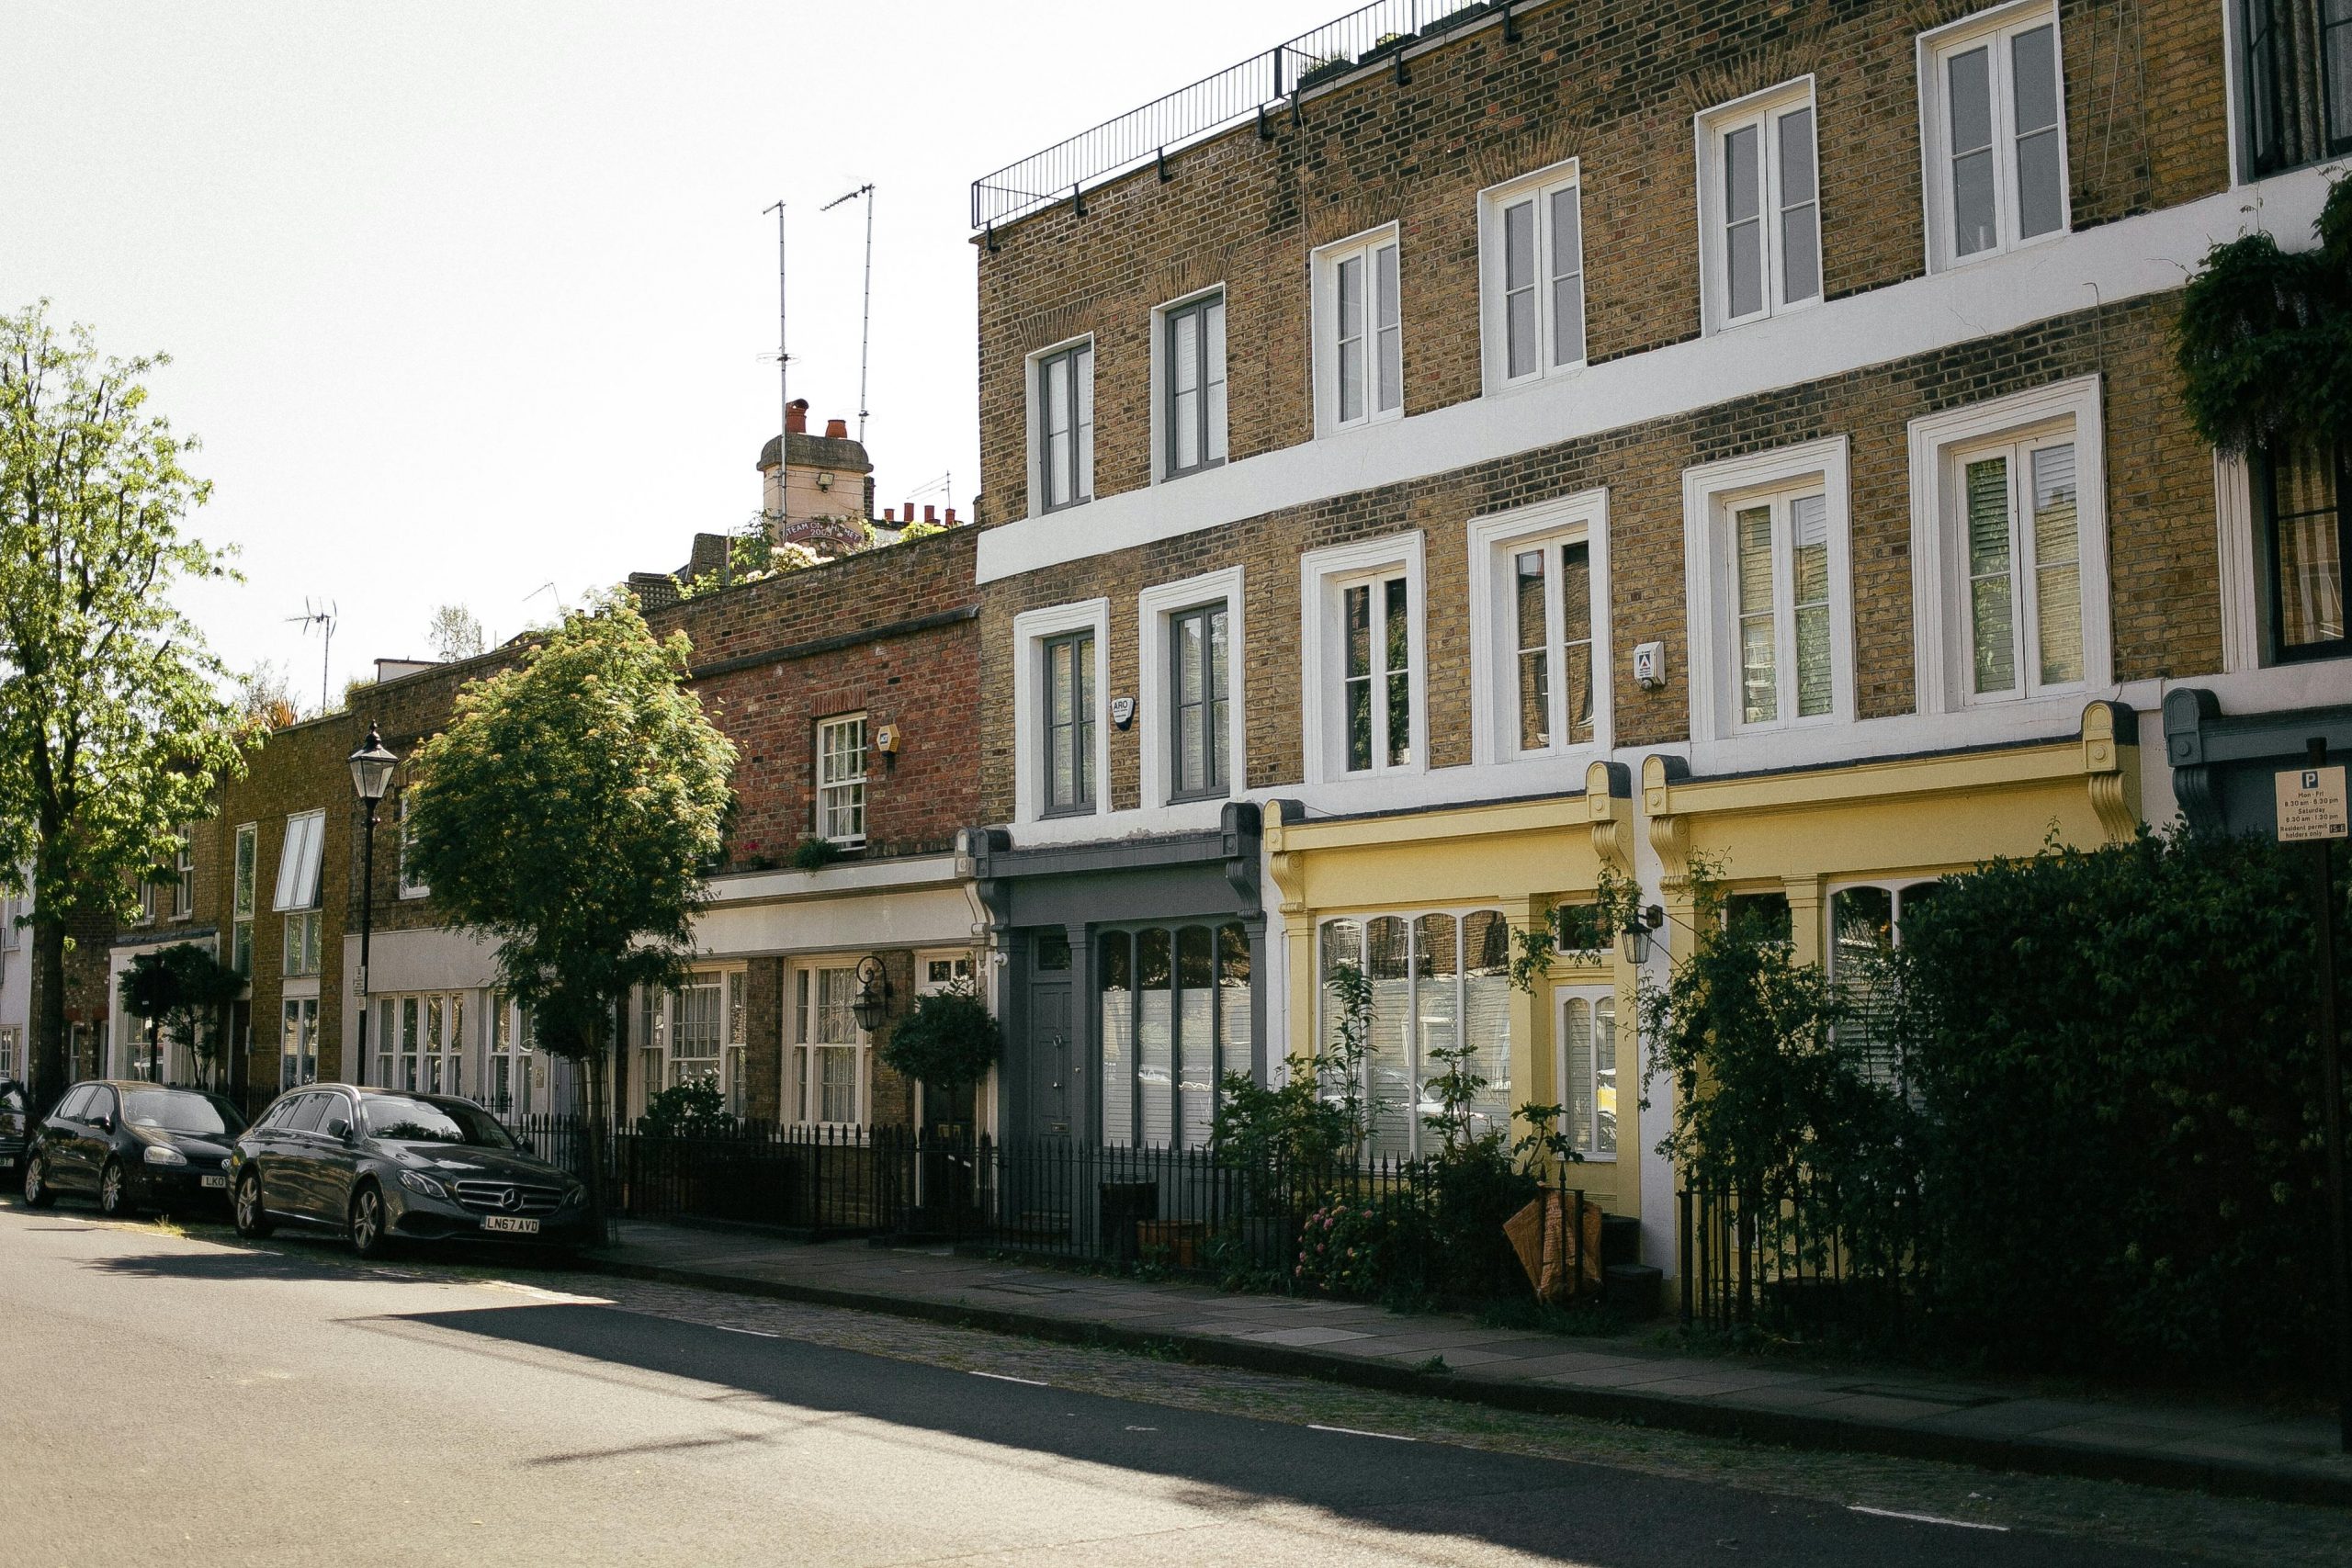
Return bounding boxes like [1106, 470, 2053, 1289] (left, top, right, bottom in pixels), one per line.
[1027, 982, 1073, 1138]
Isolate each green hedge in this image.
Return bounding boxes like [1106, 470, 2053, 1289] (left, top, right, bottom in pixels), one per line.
[1891, 829, 2345, 1382]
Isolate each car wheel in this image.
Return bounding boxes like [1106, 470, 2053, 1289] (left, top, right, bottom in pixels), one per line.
[21, 1154, 54, 1209]
[348, 1183, 395, 1259]
[96, 1158, 138, 1219]
[232, 1172, 274, 1238]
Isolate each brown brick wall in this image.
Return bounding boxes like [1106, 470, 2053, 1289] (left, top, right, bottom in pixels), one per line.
[977, 294, 2215, 820]
[973, 0, 2227, 524]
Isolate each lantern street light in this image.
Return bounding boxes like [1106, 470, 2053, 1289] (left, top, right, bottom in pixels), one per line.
[348, 724, 399, 1083]
[851, 954, 892, 1033]
[1619, 903, 1667, 966]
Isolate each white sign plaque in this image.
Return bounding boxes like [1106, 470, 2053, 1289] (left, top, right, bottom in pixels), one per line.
[2277, 763, 2349, 843]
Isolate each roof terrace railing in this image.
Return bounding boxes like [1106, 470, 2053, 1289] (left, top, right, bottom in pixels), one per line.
[970, 0, 1517, 231]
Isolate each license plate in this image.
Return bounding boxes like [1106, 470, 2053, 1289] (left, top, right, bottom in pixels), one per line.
[200, 1174, 227, 1189]
[481, 1215, 539, 1235]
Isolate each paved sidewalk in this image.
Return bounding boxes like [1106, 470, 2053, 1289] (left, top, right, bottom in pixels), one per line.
[582, 1220, 2352, 1508]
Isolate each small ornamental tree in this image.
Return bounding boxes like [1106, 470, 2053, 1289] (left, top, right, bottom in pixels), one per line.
[877, 986, 1001, 1103]
[119, 942, 243, 1088]
[0, 302, 252, 1116]
[404, 593, 735, 1236]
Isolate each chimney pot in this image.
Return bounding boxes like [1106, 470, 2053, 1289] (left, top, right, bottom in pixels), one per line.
[924, 505, 937, 524]
[824, 417, 848, 439]
[785, 399, 808, 434]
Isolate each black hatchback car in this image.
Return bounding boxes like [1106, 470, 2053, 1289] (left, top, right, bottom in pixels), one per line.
[228, 1084, 590, 1258]
[21, 1080, 247, 1217]
[0, 1080, 26, 1175]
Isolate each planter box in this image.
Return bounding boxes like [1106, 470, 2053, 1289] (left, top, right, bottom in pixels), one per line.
[1136, 1220, 1207, 1269]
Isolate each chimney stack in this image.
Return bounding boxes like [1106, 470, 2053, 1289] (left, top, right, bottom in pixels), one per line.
[785, 399, 808, 435]
[824, 417, 848, 439]
[945, 507, 957, 525]
[924, 505, 937, 525]
[883, 507, 896, 524]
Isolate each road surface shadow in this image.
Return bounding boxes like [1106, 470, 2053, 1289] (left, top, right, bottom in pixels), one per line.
[395, 1301, 2191, 1568]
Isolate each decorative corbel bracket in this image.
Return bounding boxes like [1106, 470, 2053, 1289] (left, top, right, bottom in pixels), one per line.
[1584, 759, 1634, 872]
[2078, 700, 2141, 844]
[1641, 754, 1691, 885]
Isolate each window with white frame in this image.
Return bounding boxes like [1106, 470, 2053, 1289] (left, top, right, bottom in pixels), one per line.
[2238, 0, 2352, 177]
[1160, 289, 1227, 479]
[1167, 603, 1230, 801]
[0, 1028, 17, 1080]
[1555, 987, 1618, 1157]
[1014, 601, 1110, 824]
[815, 714, 868, 845]
[280, 997, 318, 1090]
[374, 991, 466, 1094]
[398, 794, 428, 898]
[1828, 879, 1945, 1085]
[1032, 339, 1094, 513]
[272, 809, 324, 911]
[791, 963, 866, 1125]
[1313, 227, 1403, 434]
[1303, 536, 1424, 783]
[1910, 378, 2108, 714]
[172, 836, 194, 920]
[1479, 162, 1586, 389]
[0, 885, 20, 952]
[1317, 911, 1512, 1158]
[919, 952, 975, 994]
[232, 823, 255, 976]
[1471, 492, 1611, 762]
[1920, 3, 2068, 269]
[1697, 82, 1821, 331]
[483, 994, 546, 1118]
[282, 910, 322, 977]
[1682, 438, 1855, 744]
[637, 967, 749, 1117]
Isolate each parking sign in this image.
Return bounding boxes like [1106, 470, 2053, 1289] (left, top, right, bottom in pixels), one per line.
[2278, 764, 2351, 843]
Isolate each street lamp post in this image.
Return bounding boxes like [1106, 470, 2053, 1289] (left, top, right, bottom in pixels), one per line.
[348, 725, 399, 1085]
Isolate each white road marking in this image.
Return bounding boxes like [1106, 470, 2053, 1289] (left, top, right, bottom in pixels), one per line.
[1849, 1506, 2008, 1532]
[1307, 1424, 1415, 1442]
[969, 1371, 1047, 1386]
[712, 1325, 780, 1338]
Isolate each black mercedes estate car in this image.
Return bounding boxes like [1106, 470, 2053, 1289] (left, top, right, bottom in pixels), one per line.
[21, 1080, 247, 1217]
[228, 1083, 590, 1258]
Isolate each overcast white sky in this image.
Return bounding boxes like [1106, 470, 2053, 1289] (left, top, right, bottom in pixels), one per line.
[3, 0, 1330, 707]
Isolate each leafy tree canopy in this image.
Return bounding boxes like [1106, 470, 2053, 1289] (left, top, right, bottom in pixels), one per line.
[404, 592, 736, 1061]
[2176, 172, 2352, 453]
[0, 301, 250, 1103]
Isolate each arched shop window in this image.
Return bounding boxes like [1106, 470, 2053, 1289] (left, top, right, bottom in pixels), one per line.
[1318, 909, 1512, 1159]
[1098, 920, 1250, 1148]
[1829, 880, 1943, 1087]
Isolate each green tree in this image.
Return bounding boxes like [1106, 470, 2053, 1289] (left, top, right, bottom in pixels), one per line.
[119, 942, 243, 1088]
[0, 303, 249, 1114]
[404, 593, 735, 1235]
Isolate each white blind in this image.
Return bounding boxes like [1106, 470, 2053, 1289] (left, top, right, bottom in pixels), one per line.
[272, 810, 324, 911]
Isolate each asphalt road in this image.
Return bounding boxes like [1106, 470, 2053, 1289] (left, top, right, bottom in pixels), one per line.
[0, 1207, 2221, 1567]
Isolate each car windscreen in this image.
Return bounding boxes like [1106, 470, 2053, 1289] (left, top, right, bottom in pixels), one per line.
[362, 1096, 515, 1148]
[119, 1089, 243, 1136]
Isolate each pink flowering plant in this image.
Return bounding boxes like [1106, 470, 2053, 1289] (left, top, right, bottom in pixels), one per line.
[1294, 1198, 1405, 1298]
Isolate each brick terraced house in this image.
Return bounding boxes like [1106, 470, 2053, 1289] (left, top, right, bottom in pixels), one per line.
[96, 456, 984, 1138]
[964, 0, 2351, 1273]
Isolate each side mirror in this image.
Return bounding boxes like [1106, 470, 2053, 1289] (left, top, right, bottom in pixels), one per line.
[93, 1116, 113, 1134]
[327, 1118, 354, 1143]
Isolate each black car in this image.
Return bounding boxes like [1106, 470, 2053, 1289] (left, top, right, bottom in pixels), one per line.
[228, 1084, 590, 1259]
[20, 1079, 247, 1217]
[0, 1080, 25, 1174]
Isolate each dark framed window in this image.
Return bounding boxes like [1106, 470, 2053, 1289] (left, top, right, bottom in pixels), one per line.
[1099, 921, 1250, 1149]
[1168, 602, 1229, 801]
[2257, 440, 2351, 662]
[1163, 292, 1227, 478]
[2242, 0, 2352, 175]
[1035, 343, 1093, 513]
[1043, 630, 1096, 815]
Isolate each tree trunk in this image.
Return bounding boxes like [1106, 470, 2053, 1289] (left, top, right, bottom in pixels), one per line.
[28, 913, 67, 1120]
[582, 1014, 614, 1247]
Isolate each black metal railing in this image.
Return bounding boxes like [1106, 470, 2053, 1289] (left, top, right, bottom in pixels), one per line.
[1679, 1173, 1923, 1343]
[496, 1112, 1595, 1300]
[970, 0, 1520, 230]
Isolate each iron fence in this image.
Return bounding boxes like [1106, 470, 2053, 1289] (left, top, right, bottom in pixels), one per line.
[1679, 1173, 1924, 1342]
[497, 1112, 1592, 1299]
[970, 0, 1521, 229]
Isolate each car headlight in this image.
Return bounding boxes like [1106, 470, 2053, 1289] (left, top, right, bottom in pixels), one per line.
[141, 1144, 187, 1167]
[399, 1170, 447, 1199]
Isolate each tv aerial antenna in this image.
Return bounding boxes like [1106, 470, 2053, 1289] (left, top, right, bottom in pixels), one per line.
[820, 183, 876, 445]
[287, 600, 336, 714]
